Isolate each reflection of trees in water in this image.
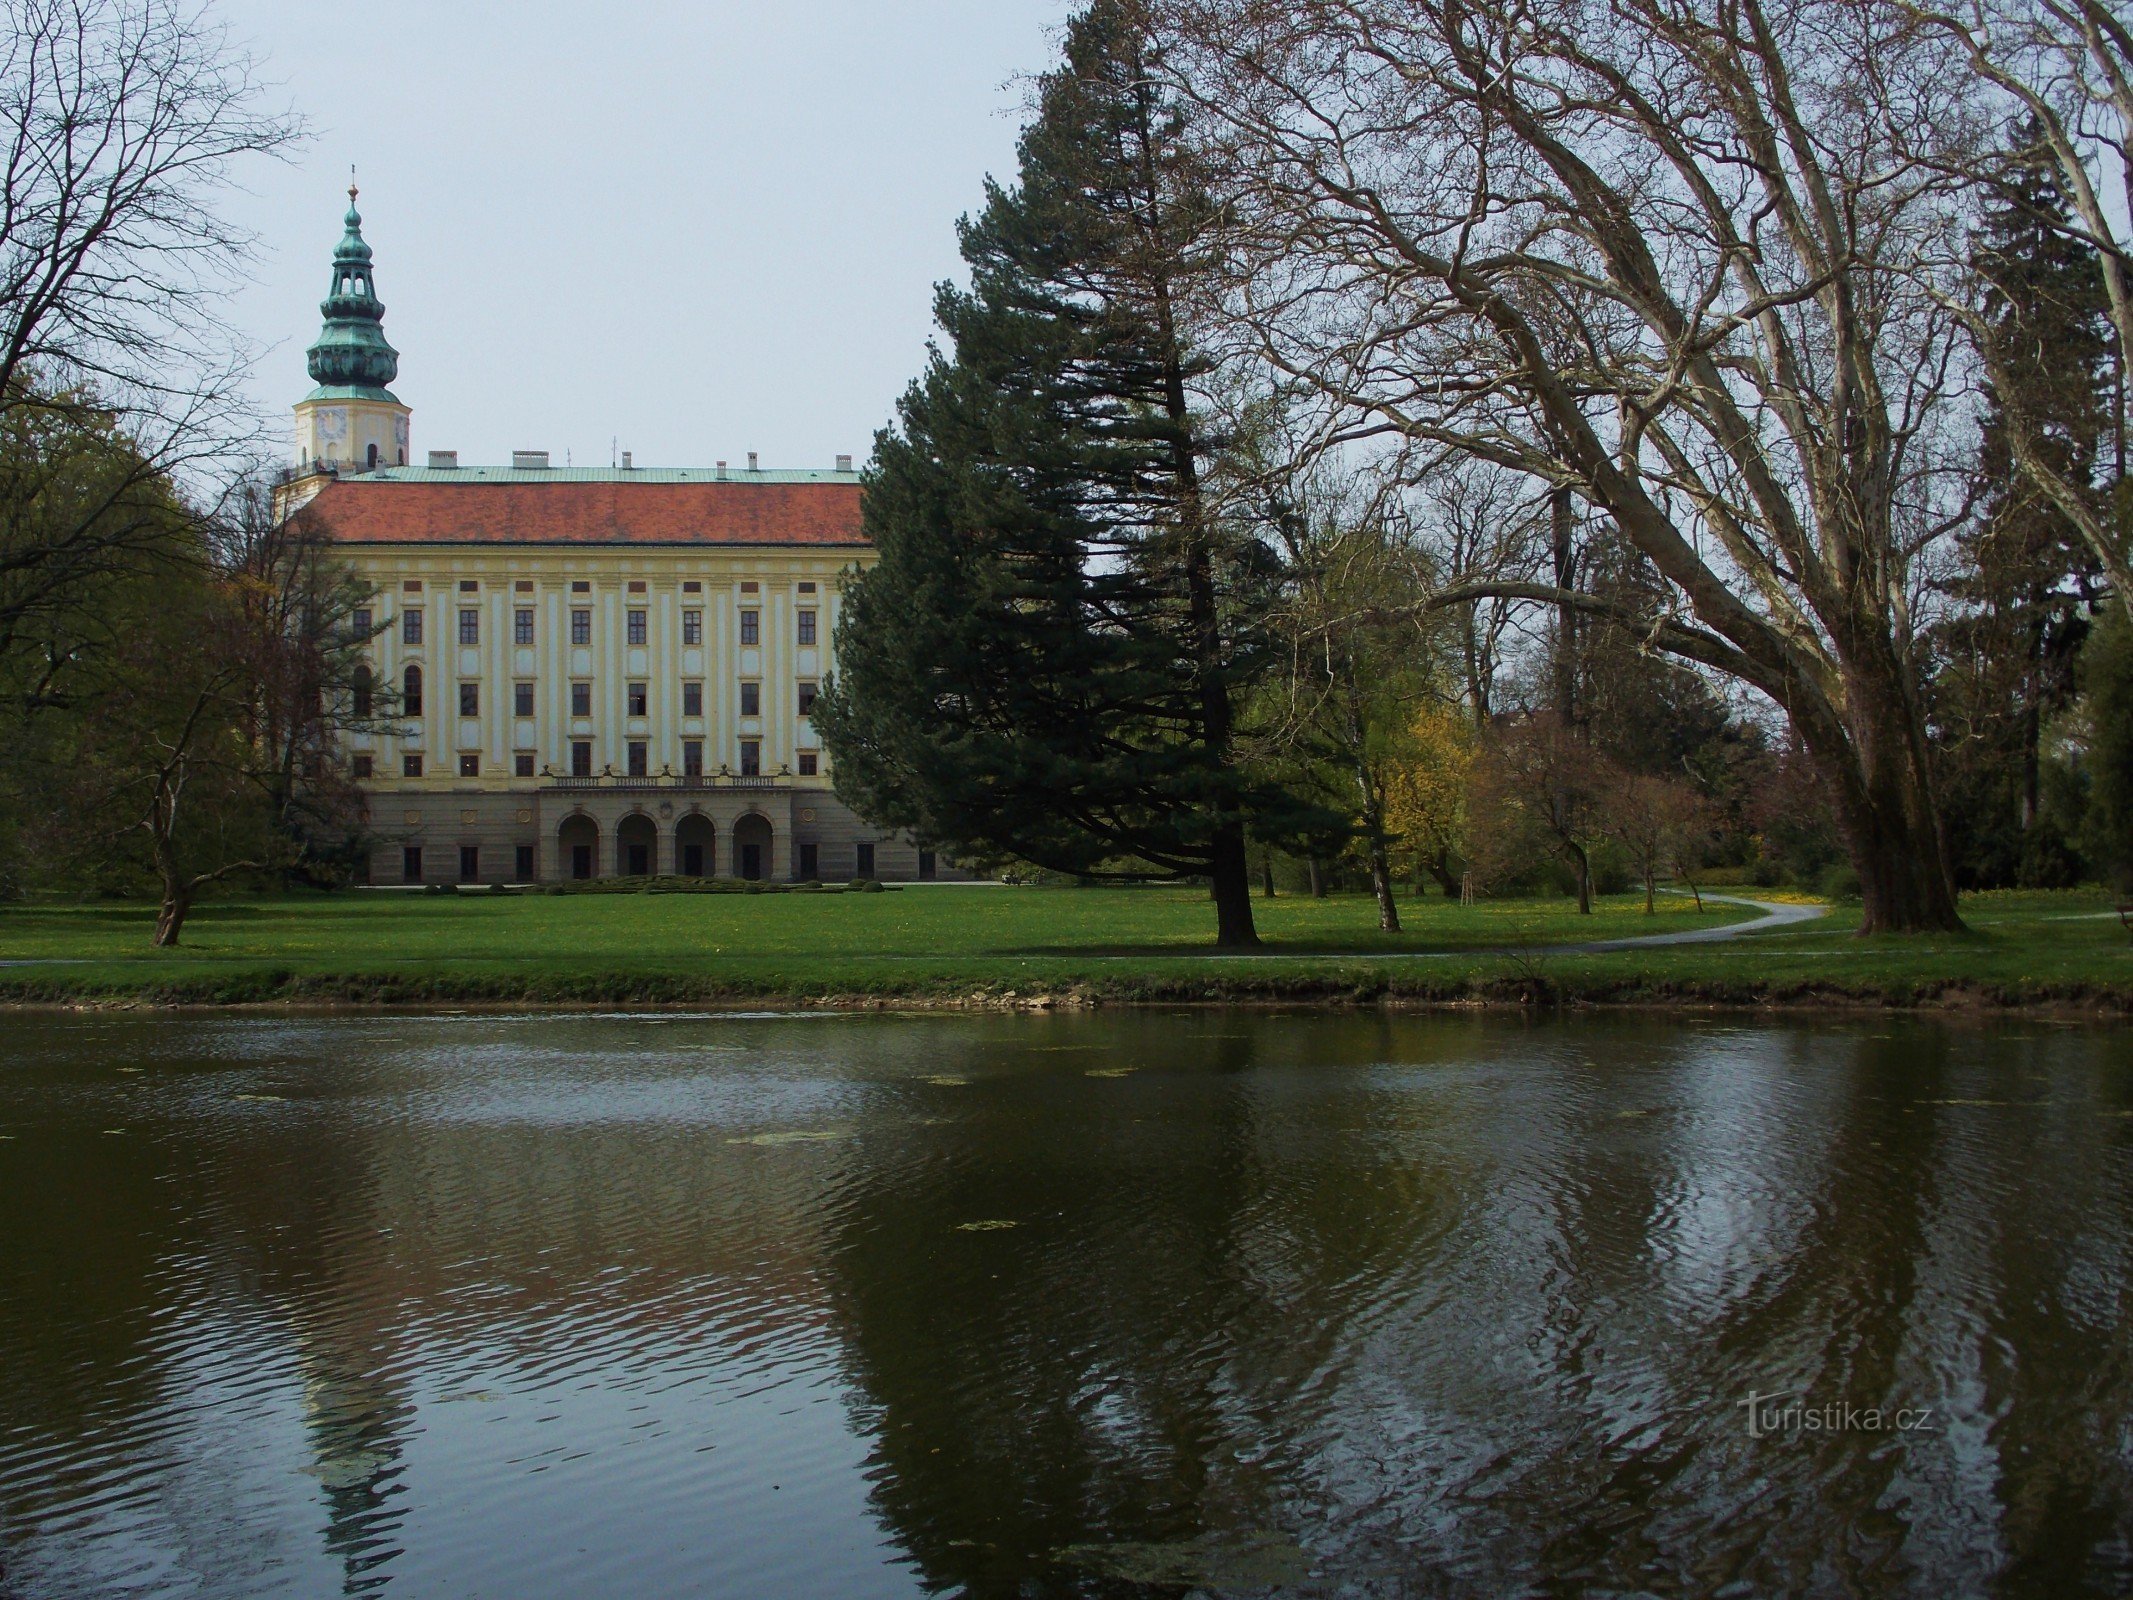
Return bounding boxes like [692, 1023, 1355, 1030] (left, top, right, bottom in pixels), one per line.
[816, 1016, 2133, 1596]
[814, 1012, 1493, 1594]
[10, 1014, 2133, 1597]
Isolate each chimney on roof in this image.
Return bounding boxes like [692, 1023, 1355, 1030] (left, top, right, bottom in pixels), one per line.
[835, 453, 852, 472]
[621, 451, 633, 469]
[747, 451, 759, 472]
[427, 450, 459, 469]
[716, 460, 727, 480]
[511, 450, 550, 470]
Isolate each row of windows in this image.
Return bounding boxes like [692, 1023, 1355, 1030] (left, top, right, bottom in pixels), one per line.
[353, 667, 816, 721]
[396, 837, 917, 887]
[355, 744, 823, 781]
[356, 604, 819, 649]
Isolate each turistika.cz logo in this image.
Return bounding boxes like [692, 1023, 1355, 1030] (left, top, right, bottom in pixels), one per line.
[1739, 1390, 1937, 1439]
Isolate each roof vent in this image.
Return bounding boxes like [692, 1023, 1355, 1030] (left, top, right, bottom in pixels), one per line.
[835, 454, 852, 472]
[427, 450, 459, 469]
[620, 451, 633, 470]
[747, 451, 759, 472]
[512, 450, 550, 470]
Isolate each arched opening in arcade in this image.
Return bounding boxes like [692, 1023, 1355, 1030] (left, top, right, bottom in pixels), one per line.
[732, 813, 772, 882]
[558, 814, 599, 881]
[675, 813, 714, 878]
[617, 812, 657, 878]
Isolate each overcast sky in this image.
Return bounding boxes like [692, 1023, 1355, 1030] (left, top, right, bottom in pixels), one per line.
[212, 0, 1068, 472]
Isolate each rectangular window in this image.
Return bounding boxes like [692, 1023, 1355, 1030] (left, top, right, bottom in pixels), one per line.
[515, 580, 534, 594]
[459, 845, 480, 882]
[571, 682, 592, 717]
[403, 752, 424, 778]
[739, 739, 761, 777]
[459, 682, 479, 717]
[739, 608, 760, 646]
[798, 841, 819, 880]
[740, 681, 760, 717]
[797, 750, 818, 777]
[514, 681, 535, 717]
[459, 608, 479, 645]
[683, 739, 703, 777]
[514, 752, 535, 778]
[571, 608, 591, 645]
[855, 841, 875, 879]
[458, 752, 480, 778]
[571, 740, 592, 777]
[353, 607, 372, 635]
[797, 608, 817, 646]
[682, 609, 702, 645]
[571, 580, 590, 594]
[683, 681, 702, 717]
[798, 581, 816, 594]
[403, 609, 424, 645]
[627, 741, 647, 777]
[515, 844, 536, 880]
[796, 682, 818, 718]
[627, 609, 647, 646]
[514, 607, 535, 645]
[403, 846, 423, 884]
[459, 580, 479, 593]
[628, 682, 648, 717]
[352, 753, 374, 779]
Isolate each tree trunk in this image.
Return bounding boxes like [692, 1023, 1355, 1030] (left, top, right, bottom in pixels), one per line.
[1306, 858, 1325, 899]
[1261, 853, 1276, 897]
[1568, 841, 1592, 914]
[1643, 868, 1655, 915]
[154, 885, 191, 947]
[1369, 838, 1400, 931]
[1805, 669, 1965, 934]
[1210, 822, 1259, 948]
[1426, 848, 1461, 898]
[1551, 487, 1577, 723]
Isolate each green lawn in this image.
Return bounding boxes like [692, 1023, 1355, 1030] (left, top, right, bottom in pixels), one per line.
[0, 884, 2125, 1009]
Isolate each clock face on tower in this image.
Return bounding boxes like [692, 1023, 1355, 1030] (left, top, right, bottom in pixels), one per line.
[317, 408, 348, 447]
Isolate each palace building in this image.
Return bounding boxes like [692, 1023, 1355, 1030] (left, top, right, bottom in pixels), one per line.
[287, 190, 952, 885]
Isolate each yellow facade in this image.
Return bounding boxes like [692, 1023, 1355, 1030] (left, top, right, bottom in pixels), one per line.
[343, 544, 853, 791]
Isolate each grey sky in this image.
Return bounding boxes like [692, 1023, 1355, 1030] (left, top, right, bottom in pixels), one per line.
[214, 0, 1068, 472]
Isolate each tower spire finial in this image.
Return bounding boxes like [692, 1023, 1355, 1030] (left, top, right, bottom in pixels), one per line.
[348, 163, 357, 204]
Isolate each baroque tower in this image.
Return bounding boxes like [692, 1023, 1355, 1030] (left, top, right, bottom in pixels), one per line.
[293, 185, 410, 475]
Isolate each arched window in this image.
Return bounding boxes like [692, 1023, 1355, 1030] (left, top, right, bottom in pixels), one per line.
[352, 664, 372, 718]
[402, 664, 423, 718]
[367, 442, 379, 469]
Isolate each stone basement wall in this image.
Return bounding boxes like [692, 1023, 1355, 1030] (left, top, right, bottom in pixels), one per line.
[360, 788, 971, 884]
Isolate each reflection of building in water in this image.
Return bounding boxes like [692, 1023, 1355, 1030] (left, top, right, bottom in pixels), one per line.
[280, 189, 962, 886]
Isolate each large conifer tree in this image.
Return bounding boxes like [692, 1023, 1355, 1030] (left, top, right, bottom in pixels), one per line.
[815, 0, 1304, 946]
[1930, 123, 2112, 884]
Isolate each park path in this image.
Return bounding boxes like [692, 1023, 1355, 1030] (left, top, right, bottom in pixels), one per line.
[1562, 892, 1826, 953]
[1145, 890, 1828, 962]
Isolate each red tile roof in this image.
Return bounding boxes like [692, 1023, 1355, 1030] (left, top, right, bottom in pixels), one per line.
[302, 477, 868, 548]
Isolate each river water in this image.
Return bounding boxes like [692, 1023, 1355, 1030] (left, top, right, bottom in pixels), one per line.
[1, 1011, 2128, 1598]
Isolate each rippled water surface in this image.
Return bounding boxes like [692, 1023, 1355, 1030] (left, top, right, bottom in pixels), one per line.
[2, 1011, 2131, 1598]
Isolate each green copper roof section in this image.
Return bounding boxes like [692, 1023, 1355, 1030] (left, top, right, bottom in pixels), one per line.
[306, 185, 400, 391]
[300, 383, 403, 404]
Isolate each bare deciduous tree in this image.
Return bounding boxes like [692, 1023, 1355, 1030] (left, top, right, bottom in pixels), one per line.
[1160, 0, 1981, 931]
[0, 0, 299, 691]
